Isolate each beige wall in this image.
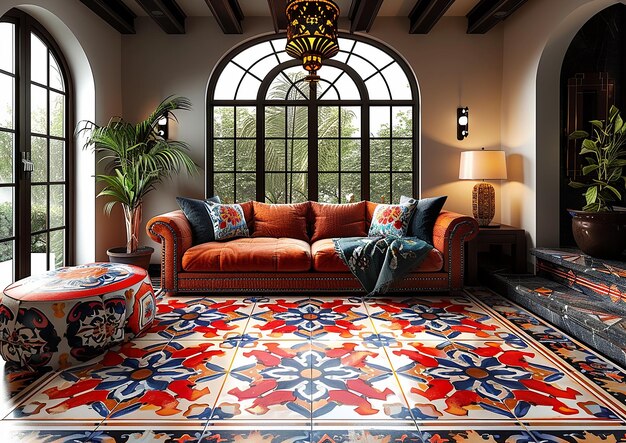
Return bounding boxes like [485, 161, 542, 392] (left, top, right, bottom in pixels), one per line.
[121, 16, 503, 262]
[0, 0, 124, 262]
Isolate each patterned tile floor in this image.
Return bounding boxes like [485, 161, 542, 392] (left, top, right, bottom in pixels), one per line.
[2, 288, 626, 442]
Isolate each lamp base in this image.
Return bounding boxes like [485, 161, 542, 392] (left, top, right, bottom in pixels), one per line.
[472, 182, 496, 227]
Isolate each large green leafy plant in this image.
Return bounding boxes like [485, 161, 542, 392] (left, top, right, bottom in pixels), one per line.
[569, 105, 626, 212]
[78, 96, 197, 253]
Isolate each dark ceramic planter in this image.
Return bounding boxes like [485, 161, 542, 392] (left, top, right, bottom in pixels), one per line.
[106, 246, 154, 270]
[569, 210, 626, 259]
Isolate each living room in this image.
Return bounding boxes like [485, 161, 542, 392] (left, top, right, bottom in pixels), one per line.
[1, 0, 626, 441]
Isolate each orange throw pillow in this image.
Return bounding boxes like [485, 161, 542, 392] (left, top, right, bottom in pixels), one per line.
[310, 201, 367, 242]
[252, 201, 310, 241]
[239, 201, 254, 233]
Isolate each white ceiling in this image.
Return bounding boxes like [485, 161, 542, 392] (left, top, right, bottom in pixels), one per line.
[124, 0, 480, 18]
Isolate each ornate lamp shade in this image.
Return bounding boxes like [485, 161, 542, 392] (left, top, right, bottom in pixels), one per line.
[286, 0, 340, 82]
[459, 149, 507, 227]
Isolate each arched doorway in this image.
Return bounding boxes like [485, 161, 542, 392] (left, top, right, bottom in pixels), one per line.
[535, 0, 625, 248]
[559, 3, 626, 246]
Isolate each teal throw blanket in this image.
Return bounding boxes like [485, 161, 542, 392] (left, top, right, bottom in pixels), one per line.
[333, 236, 433, 295]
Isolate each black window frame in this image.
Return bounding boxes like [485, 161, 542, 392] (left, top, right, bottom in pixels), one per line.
[0, 8, 74, 279]
[206, 32, 419, 204]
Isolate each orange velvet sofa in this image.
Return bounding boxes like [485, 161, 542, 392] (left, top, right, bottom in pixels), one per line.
[146, 201, 478, 294]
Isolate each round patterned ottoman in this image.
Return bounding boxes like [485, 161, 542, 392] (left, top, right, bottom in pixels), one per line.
[0, 262, 156, 372]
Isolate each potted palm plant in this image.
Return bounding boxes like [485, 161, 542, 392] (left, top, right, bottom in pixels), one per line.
[79, 96, 197, 269]
[569, 105, 626, 258]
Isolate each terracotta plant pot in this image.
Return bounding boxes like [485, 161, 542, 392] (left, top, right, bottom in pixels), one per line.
[569, 210, 626, 259]
[107, 246, 154, 270]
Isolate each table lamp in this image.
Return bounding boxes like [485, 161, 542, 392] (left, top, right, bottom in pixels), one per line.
[459, 148, 507, 227]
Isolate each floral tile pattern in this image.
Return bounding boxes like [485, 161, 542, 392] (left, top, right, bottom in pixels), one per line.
[1, 292, 626, 437]
[6, 339, 234, 424]
[366, 295, 511, 341]
[419, 428, 533, 443]
[527, 429, 626, 443]
[213, 340, 312, 423]
[202, 428, 311, 442]
[311, 428, 424, 443]
[468, 287, 626, 406]
[139, 295, 254, 341]
[247, 297, 374, 341]
[308, 341, 412, 425]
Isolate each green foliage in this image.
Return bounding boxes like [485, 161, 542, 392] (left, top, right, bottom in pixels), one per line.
[78, 96, 197, 251]
[0, 202, 63, 266]
[214, 75, 414, 204]
[569, 105, 626, 212]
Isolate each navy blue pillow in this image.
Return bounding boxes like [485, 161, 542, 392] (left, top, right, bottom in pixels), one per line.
[176, 195, 221, 245]
[400, 195, 447, 245]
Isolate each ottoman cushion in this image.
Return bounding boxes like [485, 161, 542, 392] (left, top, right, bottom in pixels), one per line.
[0, 263, 156, 372]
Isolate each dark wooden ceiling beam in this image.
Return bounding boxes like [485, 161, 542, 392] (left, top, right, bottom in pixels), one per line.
[135, 0, 186, 34]
[466, 0, 528, 34]
[268, 0, 287, 33]
[204, 0, 244, 34]
[349, 0, 384, 33]
[80, 0, 136, 34]
[408, 0, 456, 34]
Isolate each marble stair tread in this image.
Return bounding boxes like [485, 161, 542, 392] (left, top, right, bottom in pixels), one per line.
[532, 248, 626, 290]
[494, 273, 626, 360]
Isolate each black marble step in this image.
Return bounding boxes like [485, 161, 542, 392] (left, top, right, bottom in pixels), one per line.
[532, 248, 626, 313]
[494, 273, 626, 367]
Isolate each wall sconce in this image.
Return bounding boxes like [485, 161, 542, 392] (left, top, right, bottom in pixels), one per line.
[157, 114, 168, 139]
[457, 107, 469, 140]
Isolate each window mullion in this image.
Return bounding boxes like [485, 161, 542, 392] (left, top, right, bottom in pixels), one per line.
[389, 106, 393, 202]
[256, 103, 264, 202]
[207, 105, 215, 196]
[233, 107, 237, 202]
[308, 82, 318, 202]
[361, 103, 370, 201]
[338, 106, 342, 202]
[46, 47, 50, 270]
[16, 19, 31, 279]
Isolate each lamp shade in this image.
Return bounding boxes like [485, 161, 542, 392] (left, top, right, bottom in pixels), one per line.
[459, 150, 507, 180]
[286, 0, 340, 82]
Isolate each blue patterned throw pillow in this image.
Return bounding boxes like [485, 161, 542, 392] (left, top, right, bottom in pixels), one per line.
[368, 202, 416, 237]
[206, 202, 249, 241]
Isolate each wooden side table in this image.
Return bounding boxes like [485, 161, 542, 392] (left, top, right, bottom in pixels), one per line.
[466, 224, 527, 285]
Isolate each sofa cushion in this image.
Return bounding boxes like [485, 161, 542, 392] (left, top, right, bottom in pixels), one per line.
[400, 195, 448, 245]
[252, 202, 310, 242]
[366, 201, 378, 225]
[311, 238, 444, 273]
[310, 201, 367, 242]
[239, 201, 254, 233]
[182, 237, 311, 272]
[176, 195, 221, 245]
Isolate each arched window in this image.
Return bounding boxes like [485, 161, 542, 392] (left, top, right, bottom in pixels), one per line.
[0, 9, 72, 289]
[207, 34, 419, 204]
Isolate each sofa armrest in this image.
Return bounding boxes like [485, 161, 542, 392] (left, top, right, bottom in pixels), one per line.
[432, 211, 479, 289]
[146, 210, 193, 293]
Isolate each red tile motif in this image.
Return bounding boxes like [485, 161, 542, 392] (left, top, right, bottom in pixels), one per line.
[0, 290, 625, 442]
